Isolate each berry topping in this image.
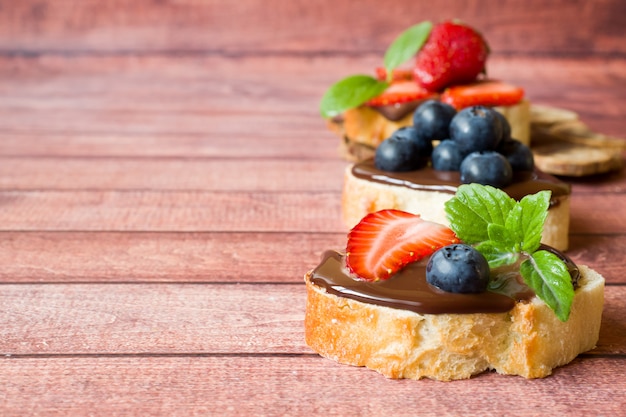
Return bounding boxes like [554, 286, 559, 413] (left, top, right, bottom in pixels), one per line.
[412, 100, 457, 141]
[426, 244, 490, 293]
[366, 80, 434, 107]
[440, 80, 525, 109]
[431, 140, 467, 171]
[460, 151, 513, 188]
[375, 126, 433, 172]
[374, 67, 415, 82]
[449, 105, 504, 154]
[413, 20, 489, 92]
[346, 210, 460, 281]
[498, 139, 535, 171]
[494, 110, 512, 141]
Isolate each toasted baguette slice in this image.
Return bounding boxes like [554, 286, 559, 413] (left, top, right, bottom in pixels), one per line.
[304, 265, 604, 381]
[530, 108, 625, 177]
[342, 165, 570, 251]
[331, 100, 530, 161]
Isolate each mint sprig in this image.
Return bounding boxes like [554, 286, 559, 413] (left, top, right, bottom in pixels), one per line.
[383, 21, 433, 82]
[520, 250, 574, 322]
[445, 184, 574, 321]
[319, 21, 432, 118]
[319, 75, 389, 119]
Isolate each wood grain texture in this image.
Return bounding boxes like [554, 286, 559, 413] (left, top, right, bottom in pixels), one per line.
[0, 190, 344, 232]
[0, 231, 622, 284]
[0, 232, 345, 283]
[1, 190, 626, 234]
[1, 284, 624, 356]
[2, 156, 626, 194]
[0, 1, 625, 414]
[1, 356, 624, 417]
[0, 0, 623, 56]
[0, 158, 347, 192]
[0, 55, 623, 152]
[0, 283, 308, 355]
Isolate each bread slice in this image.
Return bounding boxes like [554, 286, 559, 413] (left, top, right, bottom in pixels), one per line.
[530, 107, 625, 177]
[331, 100, 530, 161]
[342, 164, 571, 251]
[304, 262, 604, 381]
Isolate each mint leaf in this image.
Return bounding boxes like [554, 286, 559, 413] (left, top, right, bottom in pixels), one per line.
[475, 240, 519, 268]
[520, 250, 575, 322]
[320, 20, 432, 117]
[319, 75, 388, 119]
[444, 184, 516, 244]
[445, 183, 574, 321]
[487, 223, 517, 249]
[503, 203, 524, 246]
[517, 191, 550, 252]
[383, 21, 432, 80]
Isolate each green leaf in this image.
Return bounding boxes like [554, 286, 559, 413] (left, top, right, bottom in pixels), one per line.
[487, 223, 517, 249]
[319, 75, 389, 119]
[444, 184, 516, 244]
[517, 191, 551, 252]
[383, 21, 433, 80]
[503, 203, 524, 245]
[520, 250, 575, 322]
[476, 241, 519, 268]
[447, 184, 573, 321]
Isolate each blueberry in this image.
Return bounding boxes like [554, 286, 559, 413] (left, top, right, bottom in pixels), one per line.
[374, 126, 432, 172]
[431, 140, 467, 171]
[412, 100, 457, 141]
[406, 127, 434, 160]
[497, 139, 534, 171]
[494, 110, 511, 141]
[460, 151, 513, 188]
[449, 106, 504, 154]
[426, 244, 490, 293]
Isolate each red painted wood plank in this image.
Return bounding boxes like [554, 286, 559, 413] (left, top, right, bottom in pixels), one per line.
[0, 283, 309, 355]
[0, 232, 622, 284]
[0, 132, 340, 159]
[0, 158, 347, 192]
[0, 283, 623, 356]
[1, 356, 624, 416]
[0, 190, 344, 232]
[0, 190, 625, 234]
[569, 194, 626, 234]
[2, 156, 626, 195]
[0, 56, 622, 142]
[0, 153, 624, 191]
[568, 235, 626, 282]
[0, 232, 345, 283]
[0, 0, 623, 56]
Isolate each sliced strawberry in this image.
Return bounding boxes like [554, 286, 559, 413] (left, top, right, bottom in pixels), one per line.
[440, 80, 524, 109]
[375, 67, 414, 82]
[346, 210, 460, 281]
[366, 80, 435, 107]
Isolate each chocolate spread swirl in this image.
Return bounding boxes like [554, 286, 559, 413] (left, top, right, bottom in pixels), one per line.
[352, 159, 571, 208]
[309, 246, 579, 315]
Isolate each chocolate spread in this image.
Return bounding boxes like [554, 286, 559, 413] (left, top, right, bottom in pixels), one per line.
[370, 101, 421, 121]
[352, 159, 571, 208]
[309, 247, 579, 315]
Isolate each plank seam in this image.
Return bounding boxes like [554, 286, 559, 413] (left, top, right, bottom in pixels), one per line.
[2, 352, 321, 359]
[2, 352, 623, 360]
[0, 49, 623, 59]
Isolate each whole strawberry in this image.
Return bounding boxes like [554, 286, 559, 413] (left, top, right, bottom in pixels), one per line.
[414, 20, 489, 92]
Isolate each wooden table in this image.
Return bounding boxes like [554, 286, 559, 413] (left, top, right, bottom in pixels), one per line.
[1, 1, 625, 415]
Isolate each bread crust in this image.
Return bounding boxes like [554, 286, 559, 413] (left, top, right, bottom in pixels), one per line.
[304, 265, 604, 381]
[341, 165, 570, 251]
